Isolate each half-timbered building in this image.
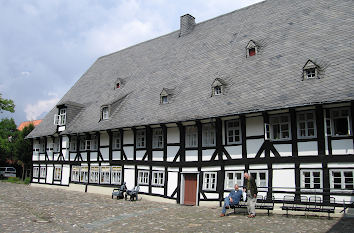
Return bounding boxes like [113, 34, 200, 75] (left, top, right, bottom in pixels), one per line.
[28, 0, 354, 207]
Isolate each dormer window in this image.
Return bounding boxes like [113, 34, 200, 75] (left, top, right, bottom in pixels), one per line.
[160, 88, 174, 104]
[303, 60, 319, 80]
[101, 106, 109, 120]
[114, 78, 124, 90]
[161, 95, 168, 104]
[214, 86, 222, 95]
[116, 82, 120, 89]
[211, 78, 225, 96]
[54, 108, 66, 126]
[246, 40, 257, 57]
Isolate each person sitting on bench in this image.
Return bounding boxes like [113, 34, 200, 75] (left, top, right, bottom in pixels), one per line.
[220, 184, 243, 217]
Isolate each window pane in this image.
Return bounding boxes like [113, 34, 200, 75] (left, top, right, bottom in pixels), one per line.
[333, 118, 349, 135]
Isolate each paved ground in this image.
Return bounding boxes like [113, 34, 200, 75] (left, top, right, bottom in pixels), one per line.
[0, 182, 353, 233]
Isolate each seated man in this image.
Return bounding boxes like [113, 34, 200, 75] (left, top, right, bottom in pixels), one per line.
[220, 184, 243, 217]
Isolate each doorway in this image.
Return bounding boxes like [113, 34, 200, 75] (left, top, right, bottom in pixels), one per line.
[182, 173, 198, 206]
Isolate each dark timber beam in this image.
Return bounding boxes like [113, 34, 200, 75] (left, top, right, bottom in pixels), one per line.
[316, 105, 325, 156]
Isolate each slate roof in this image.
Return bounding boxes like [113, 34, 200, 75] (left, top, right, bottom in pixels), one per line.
[27, 0, 354, 138]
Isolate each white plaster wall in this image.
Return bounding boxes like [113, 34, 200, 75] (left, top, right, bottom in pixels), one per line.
[39, 154, 45, 161]
[328, 163, 354, 168]
[299, 163, 322, 168]
[249, 164, 267, 169]
[225, 165, 245, 170]
[167, 127, 180, 143]
[182, 167, 198, 172]
[32, 154, 39, 161]
[185, 150, 198, 161]
[53, 153, 59, 161]
[62, 165, 70, 185]
[58, 126, 65, 132]
[224, 146, 242, 159]
[100, 148, 109, 160]
[124, 146, 134, 160]
[167, 172, 178, 196]
[81, 152, 87, 161]
[247, 139, 264, 158]
[168, 167, 179, 172]
[63, 149, 69, 160]
[152, 166, 164, 171]
[124, 130, 134, 144]
[246, 116, 264, 137]
[140, 186, 149, 193]
[201, 166, 220, 171]
[272, 144, 292, 157]
[137, 165, 149, 170]
[153, 151, 163, 161]
[152, 187, 164, 195]
[70, 153, 76, 161]
[33, 178, 38, 182]
[90, 152, 98, 161]
[167, 146, 179, 162]
[298, 141, 318, 156]
[112, 151, 121, 160]
[330, 195, 354, 204]
[136, 150, 146, 160]
[100, 132, 109, 146]
[272, 169, 295, 200]
[202, 149, 214, 161]
[62, 136, 69, 149]
[124, 168, 135, 190]
[204, 193, 219, 199]
[46, 166, 53, 184]
[332, 139, 354, 155]
[272, 163, 295, 169]
[39, 178, 45, 183]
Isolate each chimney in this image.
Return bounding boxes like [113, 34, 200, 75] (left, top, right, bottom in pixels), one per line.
[179, 14, 195, 37]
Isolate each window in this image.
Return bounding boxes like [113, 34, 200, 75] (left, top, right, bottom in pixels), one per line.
[101, 106, 109, 120]
[47, 143, 54, 152]
[250, 171, 268, 189]
[80, 166, 88, 183]
[40, 167, 46, 178]
[90, 166, 99, 183]
[112, 132, 121, 150]
[136, 129, 146, 148]
[214, 86, 222, 95]
[269, 115, 290, 140]
[203, 172, 217, 191]
[81, 135, 98, 151]
[330, 170, 354, 190]
[138, 170, 149, 185]
[301, 170, 322, 189]
[152, 128, 164, 149]
[69, 137, 77, 152]
[297, 111, 316, 138]
[54, 138, 60, 152]
[161, 95, 168, 104]
[303, 60, 318, 80]
[100, 166, 110, 184]
[39, 139, 45, 153]
[54, 167, 62, 180]
[331, 109, 351, 136]
[111, 166, 122, 184]
[226, 119, 241, 144]
[116, 82, 120, 89]
[202, 123, 216, 147]
[248, 47, 256, 57]
[34, 144, 40, 153]
[160, 88, 172, 104]
[246, 40, 257, 57]
[185, 126, 198, 148]
[54, 108, 66, 126]
[33, 167, 39, 178]
[152, 171, 164, 186]
[90, 135, 98, 150]
[211, 78, 224, 96]
[306, 68, 316, 79]
[225, 171, 243, 190]
[79, 136, 86, 151]
[71, 166, 80, 182]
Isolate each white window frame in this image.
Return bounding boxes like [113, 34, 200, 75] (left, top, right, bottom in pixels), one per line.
[138, 170, 149, 185]
[226, 119, 241, 144]
[71, 166, 80, 182]
[202, 123, 216, 147]
[89, 166, 99, 183]
[54, 167, 62, 180]
[330, 169, 354, 191]
[136, 129, 146, 148]
[90, 135, 98, 151]
[330, 108, 352, 136]
[214, 86, 222, 96]
[69, 137, 77, 152]
[203, 172, 217, 191]
[297, 111, 317, 138]
[80, 166, 88, 183]
[224, 171, 244, 190]
[300, 169, 323, 190]
[185, 126, 198, 148]
[111, 166, 122, 185]
[79, 136, 86, 151]
[101, 106, 109, 120]
[249, 170, 268, 190]
[112, 132, 121, 150]
[54, 108, 66, 126]
[152, 128, 164, 149]
[40, 167, 46, 178]
[161, 95, 168, 104]
[152, 171, 164, 186]
[54, 138, 60, 152]
[269, 114, 291, 140]
[47, 143, 54, 152]
[100, 166, 111, 184]
[33, 167, 39, 178]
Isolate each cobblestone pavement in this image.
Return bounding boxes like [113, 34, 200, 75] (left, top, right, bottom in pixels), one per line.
[0, 182, 353, 233]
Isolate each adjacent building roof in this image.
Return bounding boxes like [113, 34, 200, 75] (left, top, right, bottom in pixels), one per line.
[17, 120, 42, 131]
[27, 0, 354, 138]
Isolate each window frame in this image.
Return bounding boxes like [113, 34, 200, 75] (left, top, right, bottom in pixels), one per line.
[202, 123, 216, 147]
[152, 171, 164, 187]
[101, 106, 109, 120]
[39, 167, 46, 178]
[33, 167, 39, 178]
[330, 169, 354, 191]
[69, 137, 77, 152]
[249, 170, 268, 190]
[54, 166, 62, 181]
[203, 172, 217, 191]
[80, 166, 88, 183]
[297, 111, 317, 138]
[226, 119, 241, 145]
[300, 169, 323, 191]
[269, 114, 291, 141]
[161, 95, 169, 104]
[136, 129, 146, 149]
[112, 132, 121, 150]
[54, 108, 67, 126]
[111, 166, 122, 185]
[224, 171, 244, 190]
[89, 166, 100, 184]
[330, 108, 352, 136]
[214, 86, 222, 96]
[71, 166, 80, 182]
[152, 128, 164, 149]
[137, 170, 149, 185]
[185, 125, 198, 148]
[100, 166, 111, 184]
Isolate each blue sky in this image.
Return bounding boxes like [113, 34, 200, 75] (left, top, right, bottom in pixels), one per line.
[0, 0, 263, 125]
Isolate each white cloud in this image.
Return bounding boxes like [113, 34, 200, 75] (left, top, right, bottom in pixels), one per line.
[24, 96, 59, 120]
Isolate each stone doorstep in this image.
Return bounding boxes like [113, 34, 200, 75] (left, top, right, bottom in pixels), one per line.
[30, 183, 345, 218]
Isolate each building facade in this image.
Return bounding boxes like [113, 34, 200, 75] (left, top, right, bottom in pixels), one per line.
[28, 0, 354, 206]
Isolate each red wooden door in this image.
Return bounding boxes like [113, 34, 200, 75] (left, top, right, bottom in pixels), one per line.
[184, 174, 197, 205]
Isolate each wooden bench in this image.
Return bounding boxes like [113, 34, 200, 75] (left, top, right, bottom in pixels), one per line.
[230, 195, 274, 216]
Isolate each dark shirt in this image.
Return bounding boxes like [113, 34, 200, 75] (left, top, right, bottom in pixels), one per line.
[245, 176, 258, 196]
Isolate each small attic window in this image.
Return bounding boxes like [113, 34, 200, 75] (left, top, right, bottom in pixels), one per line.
[303, 60, 319, 80]
[114, 78, 124, 90]
[160, 88, 174, 104]
[214, 86, 222, 95]
[116, 82, 120, 89]
[246, 40, 257, 57]
[101, 106, 109, 120]
[248, 47, 256, 57]
[161, 95, 168, 104]
[211, 78, 225, 96]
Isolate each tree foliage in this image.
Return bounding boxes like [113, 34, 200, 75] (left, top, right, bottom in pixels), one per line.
[0, 93, 15, 113]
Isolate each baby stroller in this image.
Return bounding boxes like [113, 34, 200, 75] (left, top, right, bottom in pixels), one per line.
[112, 182, 127, 199]
[125, 185, 140, 201]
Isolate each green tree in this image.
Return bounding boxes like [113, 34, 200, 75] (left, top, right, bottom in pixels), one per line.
[0, 93, 15, 113]
[0, 118, 17, 163]
[14, 124, 34, 179]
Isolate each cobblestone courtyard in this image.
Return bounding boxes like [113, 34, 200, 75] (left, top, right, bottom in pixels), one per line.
[0, 182, 353, 233]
